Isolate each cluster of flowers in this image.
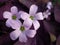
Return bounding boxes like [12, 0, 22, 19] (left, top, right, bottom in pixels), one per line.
[3, 1, 52, 42]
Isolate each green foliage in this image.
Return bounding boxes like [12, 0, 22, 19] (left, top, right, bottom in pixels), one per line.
[52, 0, 56, 5]
[58, 0, 60, 4]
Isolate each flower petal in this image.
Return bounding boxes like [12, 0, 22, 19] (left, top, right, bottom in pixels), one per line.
[23, 18, 33, 30]
[47, 2, 52, 10]
[16, 11, 23, 19]
[29, 4, 38, 16]
[19, 33, 27, 42]
[6, 19, 22, 29]
[21, 11, 30, 20]
[25, 30, 36, 38]
[11, 20, 22, 29]
[6, 20, 11, 27]
[35, 12, 44, 20]
[33, 20, 40, 30]
[3, 11, 12, 19]
[10, 30, 21, 40]
[11, 6, 18, 14]
[43, 10, 51, 18]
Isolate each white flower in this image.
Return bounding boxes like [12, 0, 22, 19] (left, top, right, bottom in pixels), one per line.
[10, 20, 36, 42]
[43, 10, 51, 18]
[21, 4, 44, 30]
[3, 6, 22, 27]
[47, 2, 53, 10]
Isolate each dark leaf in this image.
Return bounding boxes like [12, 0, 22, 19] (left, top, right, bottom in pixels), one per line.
[56, 36, 60, 45]
[54, 6, 60, 23]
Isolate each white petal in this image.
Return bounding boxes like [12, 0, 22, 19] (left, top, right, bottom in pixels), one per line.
[10, 30, 21, 40]
[43, 10, 51, 18]
[23, 18, 33, 30]
[29, 4, 38, 16]
[35, 12, 44, 20]
[11, 6, 18, 14]
[11, 20, 22, 29]
[3, 11, 12, 19]
[16, 11, 24, 19]
[25, 30, 36, 38]
[43, 13, 48, 18]
[6, 19, 22, 29]
[33, 20, 40, 30]
[46, 10, 51, 15]
[6, 20, 11, 27]
[47, 2, 52, 10]
[19, 33, 27, 42]
[21, 12, 30, 20]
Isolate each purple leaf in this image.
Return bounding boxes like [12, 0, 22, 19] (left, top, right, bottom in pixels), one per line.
[19, 0, 49, 8]
[56, 36, 60, 45]
[54, 6, 60, 23]
[43, 20, 55, 34]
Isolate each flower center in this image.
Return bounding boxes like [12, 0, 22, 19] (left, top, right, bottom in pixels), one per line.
[20, 26, 25, 31]
[12, 15, 17, 20]
[29, 16, 34, 20]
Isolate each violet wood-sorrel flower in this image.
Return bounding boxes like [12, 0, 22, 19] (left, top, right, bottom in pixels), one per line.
[21, 4, 44, 30]
[3, 6, 22, 27]
[10, 19, 36, 42]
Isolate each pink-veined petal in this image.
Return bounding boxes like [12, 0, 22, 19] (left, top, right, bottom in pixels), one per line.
[10, 29, 21, 40]
[11, 6, 18, 14]
[43, 10, 51, 18]
[3, 11, 12, 19]
[47, 2, 52, 10]
[11, 20, 22, 29]
[25, 30, 36, 38]
[19, 33, 27, 42]
[29, 4, 38, 16]
[6, 19, 22, 29]
[21, 12, 30, 20]
[35, 12, 44, 20]
[6, 20, 11, 27]
[33, 20, 40, 30]
[16, 11, 24, 19]
[23, 18, 33, 30]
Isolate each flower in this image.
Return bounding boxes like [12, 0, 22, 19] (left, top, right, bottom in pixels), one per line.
[10, 19, 36, 42]
[47, 2, 53, 10]
[21, 4, 44, 30]
[43, 10, 51, 18]
[3, 6, 21, 27]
